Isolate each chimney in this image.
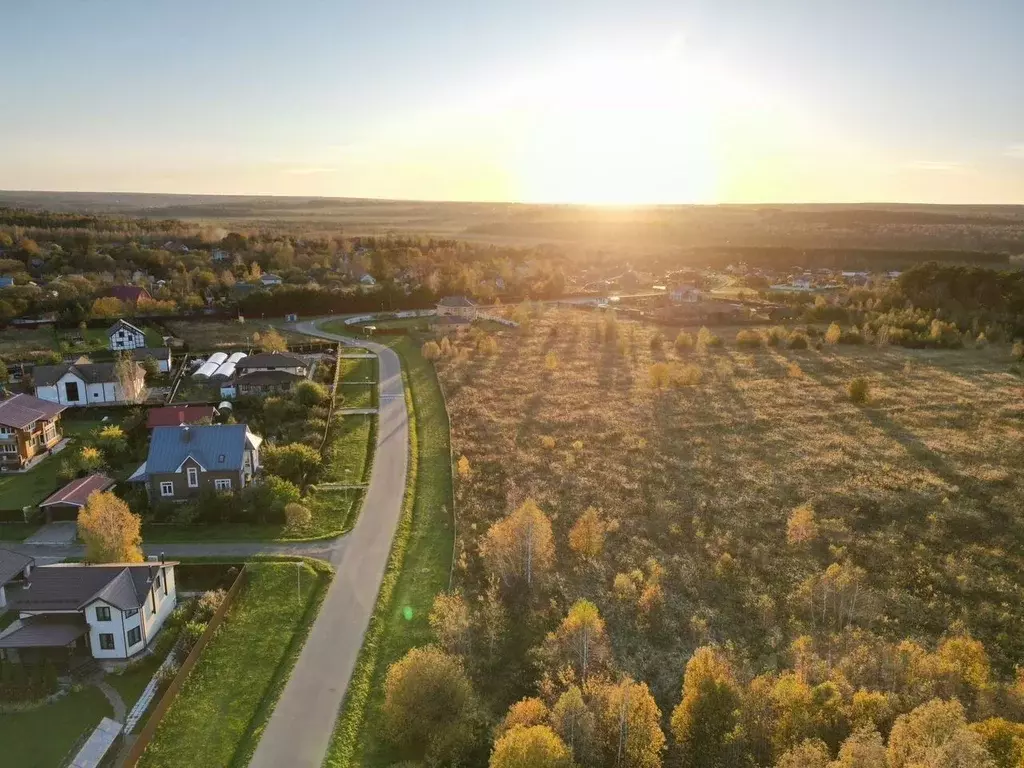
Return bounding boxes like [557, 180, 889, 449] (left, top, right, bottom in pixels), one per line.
[182, 426, 191, 443]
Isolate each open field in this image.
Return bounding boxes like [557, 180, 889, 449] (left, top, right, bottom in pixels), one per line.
[164, 319, 307, 350]
[0, 324, 164, 363]
[138, 561, 331, 768]
[0, 685, 114, 768]
[321, 329, 455, 768]
[431, 310, 1024, 720]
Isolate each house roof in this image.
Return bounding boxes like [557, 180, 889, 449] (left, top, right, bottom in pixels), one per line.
[107, 286, 151, 303]
[130, 347, 171, 361]
[146, 424, 256, 474]
[0, 548, 34, 585]
[5, 563, 178, 613]
[235, 370, 304, 386]
[236, 353, 306, 370]
[146, 405, 216, 429]
[0, 615, 89, 649]
[107, 318, 144, 337]
[0, 393, 67, 429]
[32, 361, 143, 387]
[39, 474, 116, 509]
[438, 295, 476, 307]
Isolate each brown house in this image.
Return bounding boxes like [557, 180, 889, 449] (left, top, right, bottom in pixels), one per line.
[0, 394, 66, 470]
[135, 424, 262, 501]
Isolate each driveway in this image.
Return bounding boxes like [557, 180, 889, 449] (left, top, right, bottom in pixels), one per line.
[247, 320, 409, 768]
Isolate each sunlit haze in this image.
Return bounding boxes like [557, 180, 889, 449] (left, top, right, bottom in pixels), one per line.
[2, 0, 1023, 204]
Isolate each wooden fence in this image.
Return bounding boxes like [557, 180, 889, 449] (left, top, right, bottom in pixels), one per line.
[120, 565, 249, 767]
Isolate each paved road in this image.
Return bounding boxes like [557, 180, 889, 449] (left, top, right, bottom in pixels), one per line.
[248, 320, 409, 768]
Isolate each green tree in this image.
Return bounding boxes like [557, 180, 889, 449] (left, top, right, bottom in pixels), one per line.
[383, 646, 475, 763]
[671, 646, 742, 768]
[0, 359, 8, 385]
[293, 380, 328, 407]
[262, 442, 323, 487]
[490, 725, 573, 768]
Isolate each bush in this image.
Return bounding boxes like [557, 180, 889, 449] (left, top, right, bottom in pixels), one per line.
[697, 326, 722, 350]
[540, 436, 556, 450]
[195, 589, 227, 622]
[176, 620, 208, 661]
[1013, 341, 1024, 361]
[787, 332, 809, 350]
[674, 331, 694, 353]
[765, 326, 789, 347]
[670, 363, 702, 387]
[825, 322, 842, 344]
[649, 332, 664, 351]
[156, 661, 180, 690]
[285, 502, 312, 530]
[735, 330, 763, 349]
[241, 476, 301, 524]
[849, 377, 870, 403]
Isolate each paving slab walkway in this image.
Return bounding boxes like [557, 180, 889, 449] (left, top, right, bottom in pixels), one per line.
[23, 521, 78, 546]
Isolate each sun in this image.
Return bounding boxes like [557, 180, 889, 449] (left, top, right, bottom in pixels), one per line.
[511, 50, 720, 205]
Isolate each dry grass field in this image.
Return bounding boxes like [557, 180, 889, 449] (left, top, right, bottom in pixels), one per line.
[163, 319, 307, 350]
[437, 310, 1024, 711]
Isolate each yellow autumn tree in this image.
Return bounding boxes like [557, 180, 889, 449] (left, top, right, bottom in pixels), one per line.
[257, 328, 288, 352]
[457, 455, 472, 480]
[787, 503, 818, 545]
[91, 297, 126, 319]
[497, 697, 550, 738]
[77, 491, 143, 563]
[490, 725, 573, 768]
[568, 507, 606, 561]
[540, 599, 611, 684]
[480, 499, 555, 589]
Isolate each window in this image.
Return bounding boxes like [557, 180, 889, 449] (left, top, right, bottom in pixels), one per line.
[95, 606, 111, 622]
[0, 426, 12, 435]
[160, 481, 174, 497]
[0, 444, 16, 454]
[64, 381, 80, 401]
[187, 466, 199, 488]
[154, 574, 162, 593]
[99, 633, 115, 650]
[124, 608, 138, 618]
[127, 627, 142, 647]
[214, 478, 232, 491]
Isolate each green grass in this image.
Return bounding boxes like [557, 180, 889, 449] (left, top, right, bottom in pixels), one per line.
[321, 330, 454, 768]
[0, 685, 114, 768]
[337, 356, 377, 410]
[143, 490, 360, 542]
[0, 523, 41, 541]
[323, 414, 374, 484]
[108, 654, 163, 709]
[138, 561, 332, 768]
[0, 454, 61, 509]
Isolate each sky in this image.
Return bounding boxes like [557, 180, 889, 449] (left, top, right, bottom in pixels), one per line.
[2, 0, 1023, 205]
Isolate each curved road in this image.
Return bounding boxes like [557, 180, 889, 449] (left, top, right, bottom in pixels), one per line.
[0, 318, 410, 768]
[248, 320, 409, 768]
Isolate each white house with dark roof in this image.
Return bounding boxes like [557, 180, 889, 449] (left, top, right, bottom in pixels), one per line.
[437, 296, 477, 319]
[0, 561, 177, 661]
[0, 548, 34, 609]
[107, 319, 147, 351]
[235, 353, 308, 377]
[34, 360, 145, 406]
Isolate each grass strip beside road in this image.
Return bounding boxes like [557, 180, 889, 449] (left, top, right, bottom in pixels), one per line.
[137, 561, 332, 768]
[323, 333, 454, 768]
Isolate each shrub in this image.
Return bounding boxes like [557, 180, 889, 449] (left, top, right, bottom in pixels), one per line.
[194, 589, 227, 622]
[1013, 341, 1024, 361]
[156, 661, 180, 689]
[825, 322, 842, 344]
[975, 332, 988, 349]
[177, 620, 208, 661]
[670, 364, 702, 387]
[674, 331, 694, 353]
[766, 326, 788, 347]
[697, 326, 722, 350]
[787, 332, 809, 350]
[849, 377, 870, 403]
[540, 436, 556, 450]
[544, 351, 558, 371]
[650, 332, 664, 351]
[788, 362, 804, 379]
[735, 330, 762, 349]
[285, 502, 312, 530]
[421, 341, 441, 360]
[648, 362, 670, 389]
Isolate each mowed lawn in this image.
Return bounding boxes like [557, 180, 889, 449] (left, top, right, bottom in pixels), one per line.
[0, 454, 61, 509]
[433, 311, 1024, 706]
[323, 331, 455, 768]
[138, 562, 331, 768]
[0, 685, 113, 768]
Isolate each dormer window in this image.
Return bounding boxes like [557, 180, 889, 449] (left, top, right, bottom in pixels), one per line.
[218, 454, 225, 464]
[187, 466, 199, 488]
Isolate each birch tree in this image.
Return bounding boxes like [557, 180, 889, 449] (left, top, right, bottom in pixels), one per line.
[480, 499, 555, 589]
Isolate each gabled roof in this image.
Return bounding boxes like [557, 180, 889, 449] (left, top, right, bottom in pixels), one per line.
[6, 563, 178, 613]
[107, 318, 144, 337]
[0, 393, 66, 429]
[236, 353, 307, 370]
[33, 361, 143, 387]
[107, 285, 151, 303]
[146, 424, 257, 474]
[146, 405, 216, 429]
[235, 370, 304, 386]
[0, 548, 34, 585]
[131, 347, 170, 361]
[39, 474, 116, 509]
[438, 295, 476, 307]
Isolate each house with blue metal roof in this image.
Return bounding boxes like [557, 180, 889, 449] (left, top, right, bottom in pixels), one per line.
[131, 424, 262, 500]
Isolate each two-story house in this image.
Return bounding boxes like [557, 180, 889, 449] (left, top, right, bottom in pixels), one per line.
[437, 296, 477, 319]
[0, 561, 177, 663]
[107, 319, 147, 351]
[34, 361, 146, 406]
[0, 393, 66, 470]
[136, 424, 262, 501]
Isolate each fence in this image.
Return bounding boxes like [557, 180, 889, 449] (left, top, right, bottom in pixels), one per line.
[120, 565, 249, 767]
[432, 368, 459, 591]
